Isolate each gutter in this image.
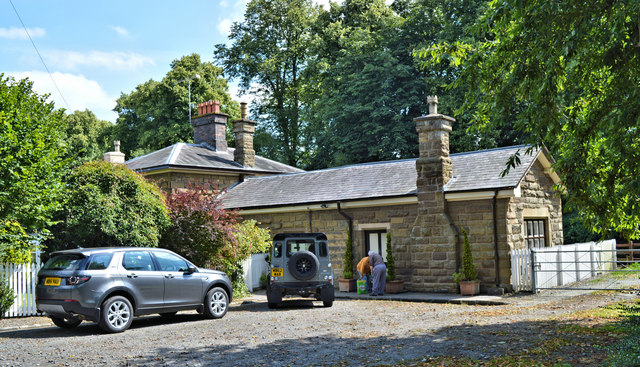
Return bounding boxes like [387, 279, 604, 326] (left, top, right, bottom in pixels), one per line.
[492, 190, 501, 286]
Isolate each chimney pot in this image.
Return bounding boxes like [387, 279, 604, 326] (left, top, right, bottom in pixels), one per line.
[427, 95, 438, 114]
[240, 102, 248, 119]
[192, 100, 228, 151]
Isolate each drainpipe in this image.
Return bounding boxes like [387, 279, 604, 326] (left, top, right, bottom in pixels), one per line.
[443, 200, 461, 271]
[308, 209, 313, 232]
[336, 202, 353, 235]
[492, 190, 501, 286]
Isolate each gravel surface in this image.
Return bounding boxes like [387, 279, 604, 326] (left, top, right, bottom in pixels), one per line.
[0, 291, 636, 367]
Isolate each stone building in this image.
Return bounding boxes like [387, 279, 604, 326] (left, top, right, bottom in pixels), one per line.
[221, 97, 563, 293]
[122, 100, 302, 191]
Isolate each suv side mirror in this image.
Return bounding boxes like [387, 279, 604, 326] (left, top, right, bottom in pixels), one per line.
[186, 265, 197, 274]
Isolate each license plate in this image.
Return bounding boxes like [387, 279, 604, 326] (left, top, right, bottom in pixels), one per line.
[271, 268, 283, 277]
[44, 277, 61, 286]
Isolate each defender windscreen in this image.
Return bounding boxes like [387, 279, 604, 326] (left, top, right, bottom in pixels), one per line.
[286, 239, 315, 257]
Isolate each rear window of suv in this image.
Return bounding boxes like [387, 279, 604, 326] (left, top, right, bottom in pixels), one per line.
[87, 253, 114, 270]
[42, 254, 86, 270]
[286, 239, 315, 257]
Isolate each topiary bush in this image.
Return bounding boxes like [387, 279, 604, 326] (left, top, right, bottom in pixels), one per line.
[459, 227, 478, 281]
[385, 232, 396, 281]
[342, 227, 353, 279]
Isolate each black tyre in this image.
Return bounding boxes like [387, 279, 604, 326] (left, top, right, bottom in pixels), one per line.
[203, 287, 228, 319]
[323, 301, 333, 307]
[51, 316, 82, 329]
[288, 250, 319, 281]
[99, 296, 133, 333]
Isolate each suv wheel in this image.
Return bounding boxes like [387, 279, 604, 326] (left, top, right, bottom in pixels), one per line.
[203, 287, 228, 319]
[323, 301, 333, 307]
[51, 316, 82, 329]
[99, 296, 133, 333]
[288, 250, 319, 281]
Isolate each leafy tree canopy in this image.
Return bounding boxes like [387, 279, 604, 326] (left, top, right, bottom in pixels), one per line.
[63, 109, 114, 165]
[215, 0, 318, 167]
[0, 74, 68, 233]
[47, 161, 170, 251]
[415, 0, 640, 239]
[113, 54, 239, 158]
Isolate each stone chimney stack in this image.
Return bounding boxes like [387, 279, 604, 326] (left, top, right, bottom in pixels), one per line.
[233, 102, 257, 168]
[414, 95, 455, 206]
[409, 96, 458, 293]
[191, 100, 228, 152]
[103, 140, 125, 164]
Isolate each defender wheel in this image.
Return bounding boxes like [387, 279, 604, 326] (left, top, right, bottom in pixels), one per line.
[267, 302, 278, 309]
[288, 250, 319, 281]
[99, 296, 133, 333]
[323, 301, 333, 307]
[51, 316, 82, 329]
[203, 287, 228, 319]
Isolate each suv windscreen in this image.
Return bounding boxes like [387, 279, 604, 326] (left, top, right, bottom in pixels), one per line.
[42, 254, 86, 271]
[286, 239, 315, 257]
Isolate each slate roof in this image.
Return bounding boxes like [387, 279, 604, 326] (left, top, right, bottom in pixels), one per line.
[125, 143, 303, 174]
[221, 145, 545, 210]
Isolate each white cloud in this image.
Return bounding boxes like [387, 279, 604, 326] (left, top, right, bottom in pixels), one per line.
[43, 50, 155, 71]
[219, 0, 228, 7]
[109, 25, 129, 38]
[8, 71, 118, 122]
[217, 18, 233, 36]
[0, 26, 46, 40]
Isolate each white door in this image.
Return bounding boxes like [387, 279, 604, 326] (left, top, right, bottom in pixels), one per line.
[366, 231, 387, 261]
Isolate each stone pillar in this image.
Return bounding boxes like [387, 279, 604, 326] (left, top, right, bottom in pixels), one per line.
[103, 140, 126, 164]
[409, 96, 458, 292]
[191, 100, 228, 152]
[233, 102, 257, 168]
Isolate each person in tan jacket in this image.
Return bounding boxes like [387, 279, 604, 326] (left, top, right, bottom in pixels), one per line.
[356, 256, 372, 292]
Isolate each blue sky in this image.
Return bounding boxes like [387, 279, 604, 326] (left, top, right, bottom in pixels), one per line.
[0, 0, 254, 122]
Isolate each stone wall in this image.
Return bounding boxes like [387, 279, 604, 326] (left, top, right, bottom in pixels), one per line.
[144, 172, 240, 193]
[506, 160, 563, 249]
[240, 203, 418, 282]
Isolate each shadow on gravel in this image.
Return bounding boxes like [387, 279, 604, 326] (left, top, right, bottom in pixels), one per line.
[233, 299, 330, 312]
[117, 316, 612, 367]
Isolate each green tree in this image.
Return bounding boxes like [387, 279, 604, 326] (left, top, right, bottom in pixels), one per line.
[113, 54, 238, 158]
[47, 161, 169, 251]
[0, 276, 14, 317]
[214, 0, 317, 167]
[63, 109, 114, 164]
[0, 220, 32, 264]
[416, 0, 640, 239]
[0, 74, 68, 234]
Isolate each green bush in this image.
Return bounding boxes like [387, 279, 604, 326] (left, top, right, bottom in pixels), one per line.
[47, 161, 169, 251]
[385, 232, 396, 281]
[342, 227, 353, 279]
[0, 220, 33, 264]
[0, 276, 15, 317]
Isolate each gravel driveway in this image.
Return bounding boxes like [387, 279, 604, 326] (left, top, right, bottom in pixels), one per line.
[0, 291, 635, 367]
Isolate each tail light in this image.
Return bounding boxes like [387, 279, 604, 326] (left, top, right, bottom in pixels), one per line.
[67, 276, 91, 285]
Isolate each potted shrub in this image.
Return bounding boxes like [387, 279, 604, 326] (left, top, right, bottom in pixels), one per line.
[453, 227, 480, 296]
[385, 232, 404, 293]
[338, 228, 356, 292]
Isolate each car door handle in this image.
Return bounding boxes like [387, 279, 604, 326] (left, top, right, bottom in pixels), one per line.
[164, 274, 174, 279]
[127, 273, 138, 278]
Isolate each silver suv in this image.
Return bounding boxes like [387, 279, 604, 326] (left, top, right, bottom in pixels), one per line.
[266, 233, 335, 308]
[36, 247, 232, 333]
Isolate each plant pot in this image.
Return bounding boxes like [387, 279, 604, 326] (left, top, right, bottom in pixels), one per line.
[338, 278, 356, 292]
[385, 280, 404, 294]
[458, 280, 480, 296]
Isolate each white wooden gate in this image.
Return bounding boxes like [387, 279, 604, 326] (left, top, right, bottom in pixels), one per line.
[242, 253, 268, 292]
[510, 240, 617, 292]
[1, 261, 43, 318]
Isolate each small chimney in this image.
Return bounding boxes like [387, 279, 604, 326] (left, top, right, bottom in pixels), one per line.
[233, 102, 257, 168]
[103, 140, 125, 164]
[191, 100, 228, 151]
[414, 96, 455, 207]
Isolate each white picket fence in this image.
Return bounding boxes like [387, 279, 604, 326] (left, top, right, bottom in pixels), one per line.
[510, 240, 617, 292]
[1, 261, 43, 318]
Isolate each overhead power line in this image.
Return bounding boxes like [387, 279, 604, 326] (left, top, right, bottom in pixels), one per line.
[9, 0, 71, 111]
